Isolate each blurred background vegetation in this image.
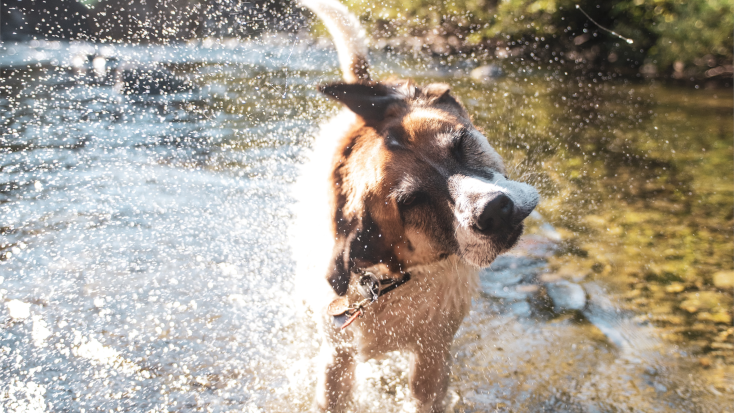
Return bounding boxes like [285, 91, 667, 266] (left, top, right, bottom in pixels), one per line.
[349, 0, 734, 80]
[345, 0, 733, 81]
[1, 0, 731, 82]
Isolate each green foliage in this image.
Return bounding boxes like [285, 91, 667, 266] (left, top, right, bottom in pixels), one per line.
[642, 0, 733, 70]
[343, 0, 733, 77]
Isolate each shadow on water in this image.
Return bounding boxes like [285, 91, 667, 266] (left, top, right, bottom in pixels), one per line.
[0, 39, 732, 412]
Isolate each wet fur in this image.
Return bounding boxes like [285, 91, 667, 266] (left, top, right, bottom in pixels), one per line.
[292, 1, 538, 411]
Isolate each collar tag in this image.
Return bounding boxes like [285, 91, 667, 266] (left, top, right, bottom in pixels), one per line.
[329, 271, 412, 330]
[327, 296, 351, 316]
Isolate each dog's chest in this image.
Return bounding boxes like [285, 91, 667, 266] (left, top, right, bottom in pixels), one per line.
[351, 258, 479, 355]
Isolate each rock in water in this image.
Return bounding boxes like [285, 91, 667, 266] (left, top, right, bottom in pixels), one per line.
[679, 291, 732, 313]
[545, 281, 586, 313]
[713, 271, 734, 289]
[470, 65, 503, 82]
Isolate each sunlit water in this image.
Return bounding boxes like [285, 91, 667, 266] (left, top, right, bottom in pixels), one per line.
[1, 39, 732, 412]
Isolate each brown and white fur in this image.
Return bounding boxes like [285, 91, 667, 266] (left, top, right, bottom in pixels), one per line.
[291, 1, 539, 411]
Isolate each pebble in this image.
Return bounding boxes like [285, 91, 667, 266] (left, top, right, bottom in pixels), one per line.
[510, 300, 532, 317]
[545, 281, 587, 313]
[516, 284, 540, 293]
[665, 282, 686, 293]
[696, 311, 732, 324]
[470, 64, 503, 82]
[539, 273, 562, 283]
[712, 271, 734, 289]
[679, 291, 731, 313]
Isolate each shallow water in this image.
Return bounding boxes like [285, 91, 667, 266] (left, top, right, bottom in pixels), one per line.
[1, 38, 732, 412]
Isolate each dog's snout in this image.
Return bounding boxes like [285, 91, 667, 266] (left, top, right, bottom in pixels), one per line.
[475, 193, 514, 233]
[450, 174, 540, 237]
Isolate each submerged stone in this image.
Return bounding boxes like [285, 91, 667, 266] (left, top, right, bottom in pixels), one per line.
[545, 281, 587, 313]
[665, 282, 686, 293]
[712, 271, 734, 289]
[470, 65, 503, 82]
[510, 300, 532, 317]
[696, 311, 732, 324]
[479, 255, 546, 300]
[679, 291, 732, 313]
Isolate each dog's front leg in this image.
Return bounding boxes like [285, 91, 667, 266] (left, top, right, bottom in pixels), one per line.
[409, 342, 452, 413]
[314, 343, 355, 412]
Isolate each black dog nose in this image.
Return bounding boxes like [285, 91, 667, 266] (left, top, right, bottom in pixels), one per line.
[476, 194, 514, 233]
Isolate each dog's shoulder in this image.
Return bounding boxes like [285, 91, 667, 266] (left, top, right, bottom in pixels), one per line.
[290, 109, 360, 310]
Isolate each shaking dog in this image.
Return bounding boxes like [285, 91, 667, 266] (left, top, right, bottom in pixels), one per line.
[291, 1, 539, 411]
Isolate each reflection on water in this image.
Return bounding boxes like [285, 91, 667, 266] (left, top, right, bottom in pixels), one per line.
[0, 39, 732, 412]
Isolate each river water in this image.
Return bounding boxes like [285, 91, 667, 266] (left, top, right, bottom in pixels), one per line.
[1, 38, 732, 412]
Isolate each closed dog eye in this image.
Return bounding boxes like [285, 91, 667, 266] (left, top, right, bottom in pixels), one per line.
[398, 191, 429, 208]
[450, 130, 467, 161]
[450, 130, 506, 180]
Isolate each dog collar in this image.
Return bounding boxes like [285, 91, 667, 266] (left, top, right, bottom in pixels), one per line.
[327, 270, 411, 330]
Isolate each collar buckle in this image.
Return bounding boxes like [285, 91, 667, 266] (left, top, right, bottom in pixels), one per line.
[329, 270, 412, 330]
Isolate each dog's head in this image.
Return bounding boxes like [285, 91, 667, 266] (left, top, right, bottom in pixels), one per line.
[321, 81, 539, 294]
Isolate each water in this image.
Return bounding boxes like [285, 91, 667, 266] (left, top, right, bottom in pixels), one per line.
[1, 38, 732, 412]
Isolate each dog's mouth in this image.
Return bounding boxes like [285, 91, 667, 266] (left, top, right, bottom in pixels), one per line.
[456, 221, 526, 268]
[470, 219, 525, 243]
[496, 221, 525, 251]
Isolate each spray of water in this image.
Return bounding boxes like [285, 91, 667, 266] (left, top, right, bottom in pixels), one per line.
[576, 4, 634, 44]
[1, 2, 731, 412]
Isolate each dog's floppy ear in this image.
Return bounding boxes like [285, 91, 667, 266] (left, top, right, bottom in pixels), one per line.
[319, 82, 402, 122]
[327, 210, 399, 296]
[422, 83, 462, 107]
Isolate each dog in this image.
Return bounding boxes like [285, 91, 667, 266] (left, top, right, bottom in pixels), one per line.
[290, 1, 539, 411]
